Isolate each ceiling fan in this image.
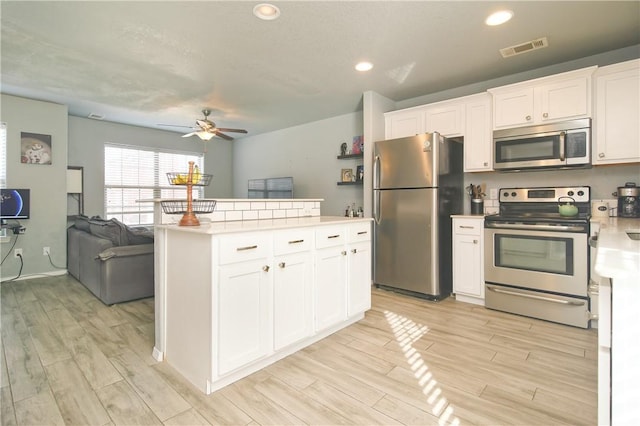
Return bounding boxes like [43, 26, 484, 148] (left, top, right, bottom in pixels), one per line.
[160, 109, 248, 141]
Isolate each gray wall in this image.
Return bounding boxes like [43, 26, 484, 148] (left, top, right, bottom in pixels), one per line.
[232, 112, 364, 217]
[1, 94, 68, 279]
[68, 116, 234, 217]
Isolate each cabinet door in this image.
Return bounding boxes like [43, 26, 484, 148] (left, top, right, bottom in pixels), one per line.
[452, 233, 483, 298]
[314, 246, 347, 331]
[347, 240, 371, 316]
[424, 102, 464, 136]
[464, 94, 493, 172]
[594, 60, 640, 165]
[384, 109, 425, 139]
[273, 251, 313, 350]
[492, 87, 534, 128]
[539, 76, 590, 122]
[216, 259, 271, 376]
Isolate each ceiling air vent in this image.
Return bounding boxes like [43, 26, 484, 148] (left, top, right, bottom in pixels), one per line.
[87, 113, 105, 120]
[500, 37, 548, 58]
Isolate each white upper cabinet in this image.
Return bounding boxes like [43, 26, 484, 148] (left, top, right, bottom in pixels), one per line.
[464, 93, 492, 172]
[489, 66, 596, 129]
[424, 100, 465, 137]
[384, 106, 426, 139]
[593, 59, 640, 165]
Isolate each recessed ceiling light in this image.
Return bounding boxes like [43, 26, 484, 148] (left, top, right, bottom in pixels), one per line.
[485, 10, 513, 26]
[355, 61, 373, 72]
[253, 3, 280, 21]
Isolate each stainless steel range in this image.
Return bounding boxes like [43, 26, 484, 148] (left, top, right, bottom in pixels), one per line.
[484, 186, 592, 328]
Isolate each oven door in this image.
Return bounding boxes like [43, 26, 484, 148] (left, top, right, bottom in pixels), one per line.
[484, 226, 588, 296]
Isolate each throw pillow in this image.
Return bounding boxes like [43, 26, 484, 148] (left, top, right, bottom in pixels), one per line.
[88, 217, 129, 246]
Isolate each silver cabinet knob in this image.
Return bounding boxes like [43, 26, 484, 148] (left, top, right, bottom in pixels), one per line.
[351, 249, 357, 254]
[483, 162, 488, 167]
[262, 265, 270, 272]
[525, 115, 532, 121]
[278, 262, 285, 268]
[543, 112, 548, 118]
[473, 239, 478, 244]
[599, 153, 605, 158]
[341, 251, 347, 256]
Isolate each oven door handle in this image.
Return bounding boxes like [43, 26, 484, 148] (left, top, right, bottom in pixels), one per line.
[487, 285, 586, 306]
[486, 222, 584, 232]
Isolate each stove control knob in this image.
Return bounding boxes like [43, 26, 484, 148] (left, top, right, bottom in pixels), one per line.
[577, 190, 584, 196]
[568, 191, 574, 196]
[511, 192, 517, 197]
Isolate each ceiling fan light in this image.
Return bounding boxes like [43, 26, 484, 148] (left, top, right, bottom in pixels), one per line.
[197, 131, 215, 141]
[485, 10, 513, 26]
[253, 3, 280, 20]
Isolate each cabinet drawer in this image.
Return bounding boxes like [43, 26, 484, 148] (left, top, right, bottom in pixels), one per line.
[453, 218, 483, 236]
[218, 233, 271, 265]
[273, 228, 313, 255]
[348, 222, 372, 243]
[315, 225, 346, 248]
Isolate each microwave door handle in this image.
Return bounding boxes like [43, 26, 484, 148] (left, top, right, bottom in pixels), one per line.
[559, 131, 566, 161]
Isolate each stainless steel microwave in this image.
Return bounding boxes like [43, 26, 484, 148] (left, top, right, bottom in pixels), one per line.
[493, 119, 591, 171]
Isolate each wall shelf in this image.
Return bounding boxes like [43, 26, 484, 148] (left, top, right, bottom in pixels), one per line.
[337, 181, 363, 186]
[337, 153, 363, 160]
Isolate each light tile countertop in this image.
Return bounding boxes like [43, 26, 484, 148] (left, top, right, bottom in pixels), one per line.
[593, 217, 640, 279]
[155, 216, 371, 235]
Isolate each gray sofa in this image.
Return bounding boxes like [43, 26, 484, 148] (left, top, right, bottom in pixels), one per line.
[67, 216, 154, 305]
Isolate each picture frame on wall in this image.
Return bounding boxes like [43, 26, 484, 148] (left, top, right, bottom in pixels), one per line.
[21, 132, 52, 165]
[352, 135, 363, 155]
[341, 168, 353, 182]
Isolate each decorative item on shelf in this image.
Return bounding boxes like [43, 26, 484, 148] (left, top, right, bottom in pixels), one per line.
[341, 168, 353, 182]
[356, 165, 364, 182]
[164, 161, 213, 226]
[340, 142, 348, 156]
[466, 183, 486, 215]
[352, 135, 363, 155]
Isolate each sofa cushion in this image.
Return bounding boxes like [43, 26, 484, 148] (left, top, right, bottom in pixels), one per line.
[74, 214, 91, 232]
[126, 226, 154, 245]
[89, 217, 129, 246]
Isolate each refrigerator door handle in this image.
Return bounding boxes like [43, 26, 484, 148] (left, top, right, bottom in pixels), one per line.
[373, 155, 381, 189]
[374, 189, 381, 224]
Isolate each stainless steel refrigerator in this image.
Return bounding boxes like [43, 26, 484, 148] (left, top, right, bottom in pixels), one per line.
[373, 133, 463, 300]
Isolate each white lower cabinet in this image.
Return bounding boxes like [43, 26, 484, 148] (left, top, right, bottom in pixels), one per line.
[217, 258, 271, 376]
[452, 217, 484, 305]
[159, 219, 372, 394]
[273, 228, 314, 350]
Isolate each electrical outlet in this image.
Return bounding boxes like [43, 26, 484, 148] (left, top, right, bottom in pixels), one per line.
[43, 247, 50, 256]
[14, 248, 23, 258]
[489, 188, 498, 200]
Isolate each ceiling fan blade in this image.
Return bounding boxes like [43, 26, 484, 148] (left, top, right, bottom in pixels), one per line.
[214, 131, 234, 141]
[182, 132, 198, 138]
[216, 128, 248, 133]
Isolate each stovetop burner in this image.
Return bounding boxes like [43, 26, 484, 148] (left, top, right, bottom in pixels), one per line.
[485, 186, 591, 225]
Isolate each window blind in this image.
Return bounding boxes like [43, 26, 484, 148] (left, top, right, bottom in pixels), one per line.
[104, 143, 204, 225]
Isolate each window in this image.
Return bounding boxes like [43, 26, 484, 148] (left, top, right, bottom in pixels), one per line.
[104, 144, 204, 226]
[0, 123, 6, 188]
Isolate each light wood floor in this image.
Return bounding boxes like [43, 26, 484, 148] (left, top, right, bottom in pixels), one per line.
[1, 275, 597, 425]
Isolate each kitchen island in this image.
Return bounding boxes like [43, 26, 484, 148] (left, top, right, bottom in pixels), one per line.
[153, 215, 372, 394]
[593, 217, 640, 425]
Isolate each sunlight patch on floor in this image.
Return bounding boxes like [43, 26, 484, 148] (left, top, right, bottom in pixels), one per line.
[384, 310, 460, 426]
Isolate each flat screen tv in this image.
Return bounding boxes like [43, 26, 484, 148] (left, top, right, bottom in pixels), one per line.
[1, 189, 30, 220]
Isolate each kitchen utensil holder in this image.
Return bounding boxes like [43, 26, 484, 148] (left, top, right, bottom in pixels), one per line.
[471, 198, 484, 215]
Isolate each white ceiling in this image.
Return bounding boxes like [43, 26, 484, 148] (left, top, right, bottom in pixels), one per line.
[1, 1, 639, 138]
